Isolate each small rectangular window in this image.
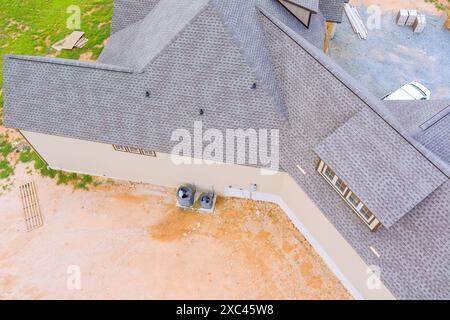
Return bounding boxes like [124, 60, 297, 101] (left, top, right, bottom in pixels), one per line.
[323, 166, 335, 181]
[127, 146, 141, 154]
[113, 145, 156, 157]
[140, 149, 156, 157]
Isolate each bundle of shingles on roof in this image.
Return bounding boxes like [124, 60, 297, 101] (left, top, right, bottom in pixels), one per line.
[51, 31, 88, 51]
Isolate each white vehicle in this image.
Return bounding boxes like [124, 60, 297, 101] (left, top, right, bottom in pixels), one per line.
[382, 82, 431, 101]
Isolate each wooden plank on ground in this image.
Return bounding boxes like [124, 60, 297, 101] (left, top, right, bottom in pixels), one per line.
[413, 14, 426, 33]
[445, 16, 450, 30]
[51, 37, 67, 51]
[19, 181, 43, 232]
[406, 9, 418, 26]
[352, 6, 368, 39]
[62, 31, 85, 50]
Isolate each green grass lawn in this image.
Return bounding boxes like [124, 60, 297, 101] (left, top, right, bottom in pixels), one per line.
[0, 0, 113, 124]
[0, 0, 113, 189]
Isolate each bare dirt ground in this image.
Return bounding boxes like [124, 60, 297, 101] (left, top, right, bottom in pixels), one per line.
[0, 161, 351, 299]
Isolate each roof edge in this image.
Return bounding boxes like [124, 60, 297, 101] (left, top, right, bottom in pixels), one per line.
[138, 0, 212, 72]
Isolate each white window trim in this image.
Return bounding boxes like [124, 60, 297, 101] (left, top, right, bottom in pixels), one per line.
[140, 149, 157, 157]
[112, 145, 157, 157]
[333, 177, 348, 195]
[317, 160, 380, 231]
[345, 192, 375, 224]
[321, 164, 348, 195]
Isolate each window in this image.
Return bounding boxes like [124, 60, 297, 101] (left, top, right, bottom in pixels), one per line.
[359, 205, 373, 222]
[113, 145, 127, 152]
[112, 145, 157, 157]
[347, 192, 361, 209]
[334, 178, 347, 194]
[317, 159, 381, 231]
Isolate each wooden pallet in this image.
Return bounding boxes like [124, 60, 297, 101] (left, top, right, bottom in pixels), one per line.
[19, 181, 43, 231]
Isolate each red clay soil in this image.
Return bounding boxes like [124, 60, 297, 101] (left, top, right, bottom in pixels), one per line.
[0, 163, 351, 299]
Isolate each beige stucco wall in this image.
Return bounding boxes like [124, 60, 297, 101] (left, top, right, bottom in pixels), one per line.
[21, 130, 395, 299]
[22, 130, 285, 195]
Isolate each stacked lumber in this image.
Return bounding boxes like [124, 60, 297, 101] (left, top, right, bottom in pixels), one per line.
[396, 9, 426, 34]
[413, 14, 426, 33]
[405, 9, 418, 26]
[344, 3, 368, 40]
[52, 31, 88, 51]
[396, 9, 408, 26]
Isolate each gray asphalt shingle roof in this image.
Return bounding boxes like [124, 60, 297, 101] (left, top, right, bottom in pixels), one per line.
[100, 0, 325, 121]
[383, 100, 450, 137]
[384, 100, 450, 172]
[415, 110, 450, 167]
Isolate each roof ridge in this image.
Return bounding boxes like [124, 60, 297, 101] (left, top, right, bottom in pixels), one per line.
[211, 0, 290, 123]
